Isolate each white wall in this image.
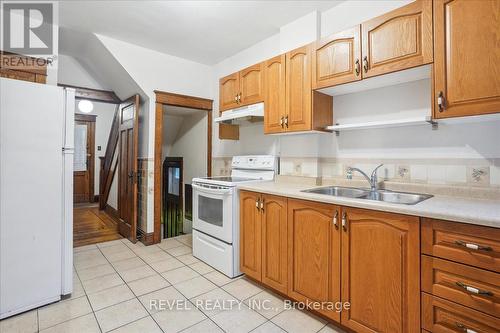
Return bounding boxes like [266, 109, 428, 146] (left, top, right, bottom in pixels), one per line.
[94, 35, 214, 233]
[58, 54, 105, 89]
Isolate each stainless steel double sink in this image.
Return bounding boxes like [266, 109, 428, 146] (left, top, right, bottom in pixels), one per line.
[301, 186, 433, 205]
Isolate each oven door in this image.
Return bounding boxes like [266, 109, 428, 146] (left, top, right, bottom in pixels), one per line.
[192, 182, 234, 244]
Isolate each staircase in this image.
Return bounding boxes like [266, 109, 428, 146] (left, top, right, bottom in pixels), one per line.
[99, 105, 120, 210]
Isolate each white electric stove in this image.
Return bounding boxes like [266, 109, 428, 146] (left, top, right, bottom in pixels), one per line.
[192, 155, 278, 277]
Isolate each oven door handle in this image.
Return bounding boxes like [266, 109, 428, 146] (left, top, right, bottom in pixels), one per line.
[192, 183, 233, 195]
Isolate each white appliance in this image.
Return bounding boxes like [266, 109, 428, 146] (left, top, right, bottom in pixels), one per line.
[0, 78, 75, 319]
[214, 102, 264, 123]
[192, 155, 278, 277]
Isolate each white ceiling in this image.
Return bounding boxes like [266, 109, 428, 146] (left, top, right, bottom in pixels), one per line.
[59, 1, 343, 65]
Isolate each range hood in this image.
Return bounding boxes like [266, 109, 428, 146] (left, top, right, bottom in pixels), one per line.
[215, 102, 264, 123]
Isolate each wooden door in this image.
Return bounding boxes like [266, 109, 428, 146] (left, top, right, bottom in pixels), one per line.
[240, 191, 262, 281]
[219, 72, 240, 111]
[73, 114, 96, 203]
[118, 95, 140, 242]
[263, 55, 286, 134]
[313, 26, 362, 89]
[286, 45, 312, 132]
[240, 63, 264, 106]
[433, 0, 500, 118]
[340, 207, 420, 333]
[361, 0, 432, 78]
[261, 194, 287, 294]
[287, 199, 341, 322]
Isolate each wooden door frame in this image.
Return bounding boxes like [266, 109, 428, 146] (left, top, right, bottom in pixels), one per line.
[74, 114, 96, 203]
[153, 91, 213, 244]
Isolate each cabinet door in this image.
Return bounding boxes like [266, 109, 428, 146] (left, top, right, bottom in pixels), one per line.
[433, 0, 500, 118]
[288, 199, 341, 322]
[240, 63, 264, 106]
[312, 26, 362, 89]
[219, 72, 240, 111]
[240, 191, 262, 281]
[341, 207, 420, 333]
[264, 55, 286, 134]
[361, 0, 432, 78]
[261, 194, 287, 294]
[286, 45, 312, 132]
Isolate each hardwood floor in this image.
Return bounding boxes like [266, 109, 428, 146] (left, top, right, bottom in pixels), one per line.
[74, 203, 122, 247]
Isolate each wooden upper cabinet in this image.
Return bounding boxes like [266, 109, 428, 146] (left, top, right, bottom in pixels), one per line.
[433, 0, 500, 118]
[239, 191, 262, 281]
[361, 0, 432, 78]
[287, 199, 341, 322]
[313, 26, 362, 89]
[219, 72, 240, 112]
[263, 55, 286, 134]
[239, 63, 264, 106]
[261, 194, 287, 294]
[341, 207, 420, 333]
[286, 45, 312, 132]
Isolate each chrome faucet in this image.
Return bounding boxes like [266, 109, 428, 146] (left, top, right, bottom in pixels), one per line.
[346, 164, 384, 192]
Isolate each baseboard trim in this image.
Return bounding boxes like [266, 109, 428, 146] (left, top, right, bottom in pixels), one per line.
[104, 204, 119, 221]
[138, 231, 155, 246]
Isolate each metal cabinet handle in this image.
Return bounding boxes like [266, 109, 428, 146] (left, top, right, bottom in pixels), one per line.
[456, 281, 493, 296]
[280, 116, 284, 128]
[355, 59, 360, 76]
[284, 115, 289, 128]
[333, 211, 339, 229]
[456, 322, 478, 333]
[437, 91, 446, 112]
[341, 212, 347, 231]
[255, 198, 260, 211]
[363, 56, 369, 73]
[455, 240, 493, 252]
[234, 95, 238, 103]
[238, 93, 242, 103]
[260, 197, 265, 212]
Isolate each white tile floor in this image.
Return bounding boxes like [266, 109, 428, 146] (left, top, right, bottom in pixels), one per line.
[0, 235, 346, 333]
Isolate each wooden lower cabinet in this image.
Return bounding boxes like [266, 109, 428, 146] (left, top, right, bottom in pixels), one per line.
[240, 191, 262, 281]
[261, 194, 288, 294]
[421, 218, 500, 273]
[422, 293, 500, 333]
[240, 191, 288, 292]
[287, 199, 341, 322]
[421, 255, 500, 318]
[340, 207, 421, 333]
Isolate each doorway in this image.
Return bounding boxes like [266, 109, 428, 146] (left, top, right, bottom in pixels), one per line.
[74, 114, 95, 203]
[154, 91, 213, 243]
[163, 157, 183, 238]
[73, 98, 121, 247]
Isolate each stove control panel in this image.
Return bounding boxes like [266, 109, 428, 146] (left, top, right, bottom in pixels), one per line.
[231, 155, 278, 171]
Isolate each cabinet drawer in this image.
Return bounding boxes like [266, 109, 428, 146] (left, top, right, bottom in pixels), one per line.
[421, 218, 500, 273]
[422, 293, 500, 332]
[422, 255, 500, 318]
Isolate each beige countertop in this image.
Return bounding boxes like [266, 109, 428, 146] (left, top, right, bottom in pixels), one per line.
[237, 181, 500, 229]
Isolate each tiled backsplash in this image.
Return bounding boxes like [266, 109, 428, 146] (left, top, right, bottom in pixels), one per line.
[212, 156, 500, 199]
[280, 157, 500, 187]
[212, 157, 232, 176]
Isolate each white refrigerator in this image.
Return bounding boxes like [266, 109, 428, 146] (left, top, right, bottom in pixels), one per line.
[0, 78, 75, 319]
